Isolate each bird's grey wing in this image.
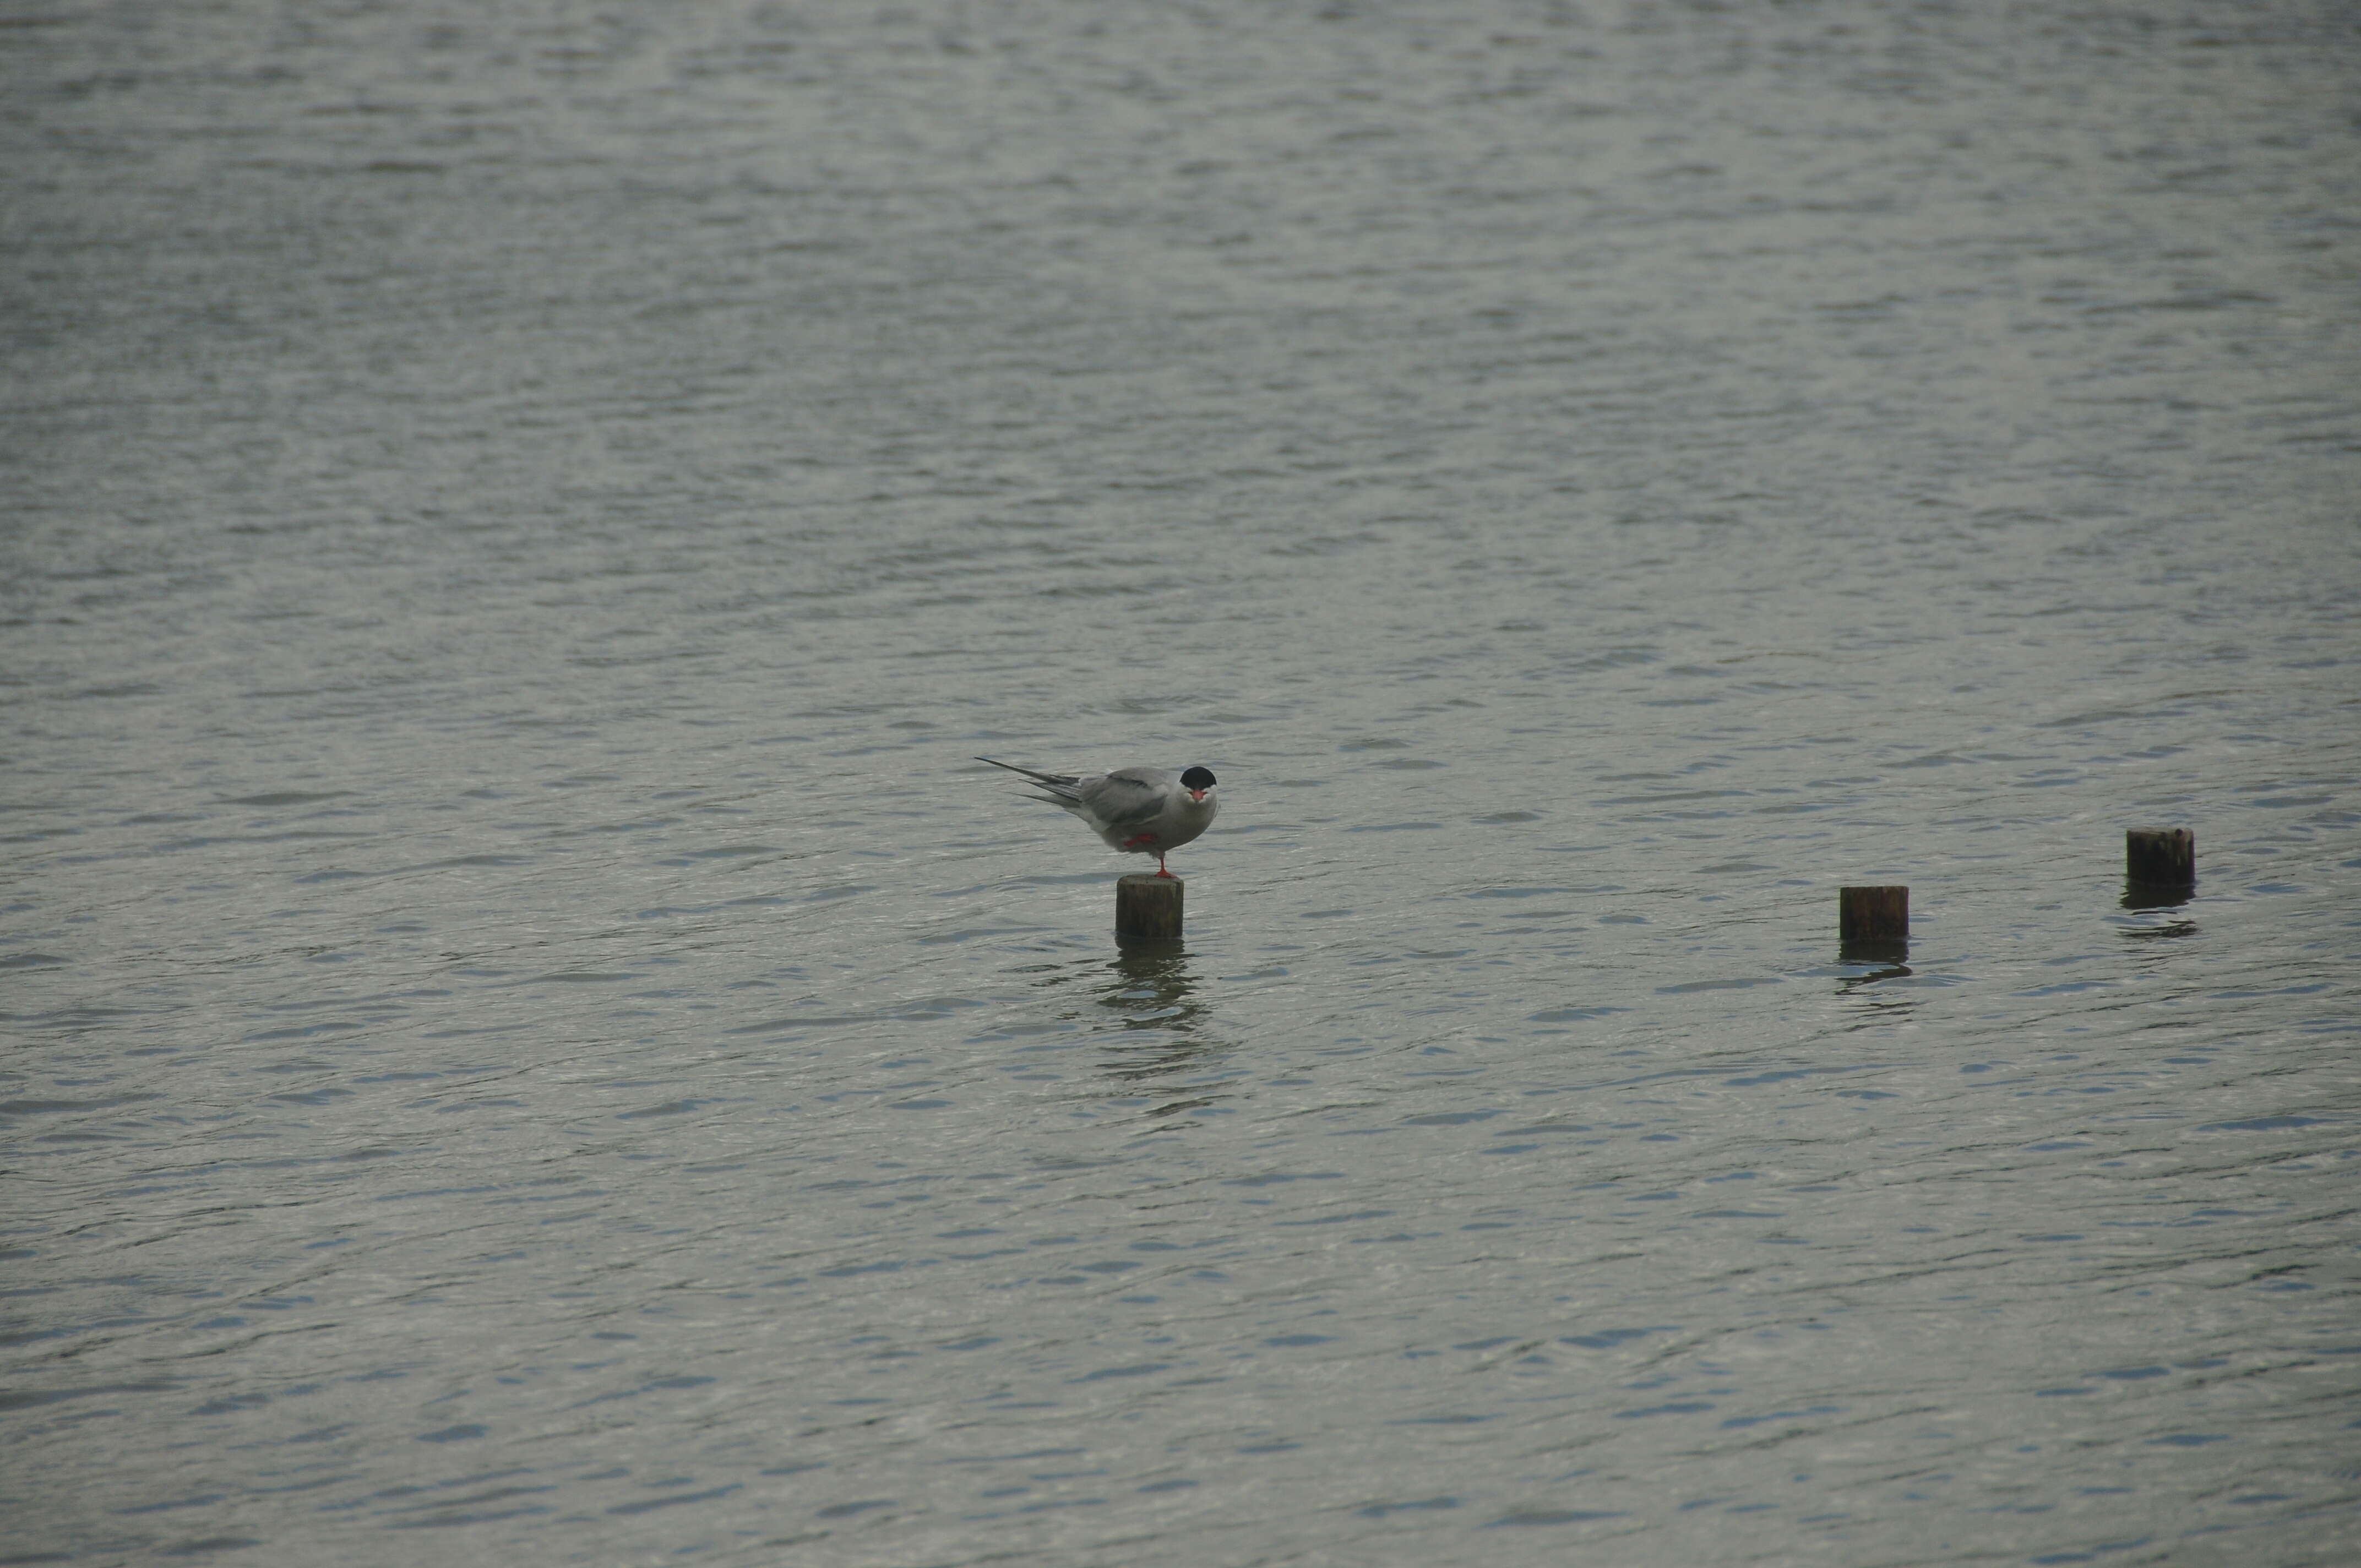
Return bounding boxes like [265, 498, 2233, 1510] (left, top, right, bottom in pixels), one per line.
[1079, 769, 1169, 825]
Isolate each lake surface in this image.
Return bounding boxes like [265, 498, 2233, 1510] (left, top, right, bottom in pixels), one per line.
[5, 2, 2359, 1562]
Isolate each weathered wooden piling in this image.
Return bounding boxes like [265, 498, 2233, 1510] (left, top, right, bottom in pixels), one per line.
[1116, 873, 1184, 943]
[2126, 828, 2194, 889]
[1840, 885, 1908, 948]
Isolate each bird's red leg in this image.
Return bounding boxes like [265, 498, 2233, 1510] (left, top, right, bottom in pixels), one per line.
[1120, 829, 1173, 875]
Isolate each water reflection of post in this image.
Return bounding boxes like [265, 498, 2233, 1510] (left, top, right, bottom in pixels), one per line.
[2121, 881, 2194, 915]
[1091, 944, 1230, 1120]
[1835, 945, 1913, 1027]
[1836, 923, 1912, 994]
[2120, 885, 2196, 949]
[1838, 933, 1910, 978]
[1097, 943, 1204, 1033]
[2121, 850, 2197, 948]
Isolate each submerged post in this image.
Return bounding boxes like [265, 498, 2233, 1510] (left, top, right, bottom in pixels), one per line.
[2126, 828, 2194, 890]
[1840, 885, 1908, 948]
[1116, 873, 1183, 943]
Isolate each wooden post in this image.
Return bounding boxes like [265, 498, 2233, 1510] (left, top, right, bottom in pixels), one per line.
[1116, 873, 1183, 943]
[2126, 828, 2194, 889]
[1840, 885, 1908, 947]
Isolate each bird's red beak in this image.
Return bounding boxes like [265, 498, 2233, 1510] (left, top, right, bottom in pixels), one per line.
[1188, 788, 1208, 803]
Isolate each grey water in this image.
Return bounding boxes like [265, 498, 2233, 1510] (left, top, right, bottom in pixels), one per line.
[5, 2, 2360, 1563]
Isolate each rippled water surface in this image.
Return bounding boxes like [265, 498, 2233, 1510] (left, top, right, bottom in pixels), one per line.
[6, 2, 2360, 1562]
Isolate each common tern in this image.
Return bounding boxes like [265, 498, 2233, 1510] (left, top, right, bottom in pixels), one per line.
[976, 758, 1218, 877]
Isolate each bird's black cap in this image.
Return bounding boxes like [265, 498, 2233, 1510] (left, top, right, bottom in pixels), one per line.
[1181, 766, 1217, 790]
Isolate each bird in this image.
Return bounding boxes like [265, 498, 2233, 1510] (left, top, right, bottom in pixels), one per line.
[976, 758, 1218, 877]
